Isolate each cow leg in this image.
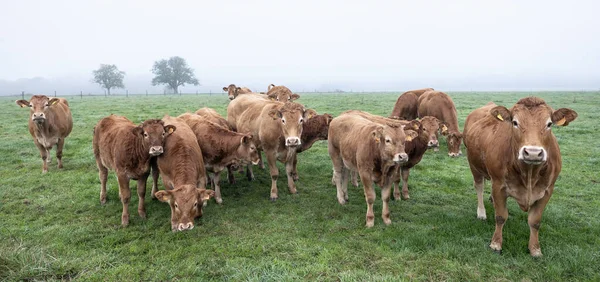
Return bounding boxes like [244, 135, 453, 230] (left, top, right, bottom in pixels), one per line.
[56, 137, 65, 169]
[227, 165, 236, 184]
[150, 160, 159, 199]
[265, 150, 279, 201]
[381, 180, 393, 225]
[136, 174, 148, 219]
[474, 175, 486, 220]
[35, 141, 49, 173]
[258, 149, 265, 169]
[360, 172, 376, 228]
[117, 174, 131, 227]
[97, 163, 108, 205]
[285, 154, 297, 194]
[246, 164, 255, 181]
[292, 156, 299, 181]
[490, 180, 508, 253]
[330, 152, 346, 205]
[213, 171, 223, 204]
[400, 168, 411, 200]
[527, 187, 552, 257]
[351, 170, 359, 187]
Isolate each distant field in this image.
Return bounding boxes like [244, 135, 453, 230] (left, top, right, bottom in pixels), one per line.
[1, 91, 599, 281]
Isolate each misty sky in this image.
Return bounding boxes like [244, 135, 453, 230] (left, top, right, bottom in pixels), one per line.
[1, 0, 599, 94]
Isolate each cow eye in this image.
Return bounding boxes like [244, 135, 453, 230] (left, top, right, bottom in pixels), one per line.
[44, 103, 49, 107]
[28, 104, 32, 107]
[385, 138, 391, 144]
[546, 121, 552, 128]
[512, 120, 519, 127]
[174, 202, 178, 208]
[143, 132, 149, 138]
[193, 202, 198, 208]
[281, 119, 286, 124]
[299, 118, 304, 123]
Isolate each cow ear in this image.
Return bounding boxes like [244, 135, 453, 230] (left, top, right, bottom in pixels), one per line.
[325, 114, 333, 124]
[552, 108, 577, 126]
[490, 106, 512, 122]
[268, 109, 282, 119]
[236, 87, 241, 91]
[407, 120, 420, 131]
[197, 188, 215, 202]
[268, 84, 275, 90]
[154, 190, 171, 202]
[371, 126, 384, 143]
[439, 122, 449, 136]
[241, 135, 251, 145]
[267, 94, 277, 101]
[290, 93, 300, 101]
[164, 125, 176, 136]
[222, 87, 228, 91]
[132, 126, 144, 136]
[48, 98, 60, 106]
[304, 109, 317, 119]
[404, 130, 418, 142]
[16, 100, 29, 108]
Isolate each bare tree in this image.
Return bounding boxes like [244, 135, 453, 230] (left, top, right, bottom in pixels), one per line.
[92, 64, 125, 95]
[151, 56, 199, 94]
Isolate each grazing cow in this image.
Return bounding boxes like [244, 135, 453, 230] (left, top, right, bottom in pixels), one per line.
[291, 113, 334, 181]
[16, 95, 73, 173]
[418, 91, 462, 157]
[228, 95, 315, 200]
[153, 115, 213, 232]
[266, 85, 300, 102]
[223, 84, 252, 100]
[463, 97, 577, 257]
[93, 115, 175, 226]
[178, 113, 260, 204]
[328, 111, 417, 227]
[390, 88, 434, 120]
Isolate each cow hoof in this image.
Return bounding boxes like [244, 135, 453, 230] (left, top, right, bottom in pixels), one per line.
[138, 211, 147, 219]
[489, 242, 502, 253]
[270, 197, 277, 202]
[530, 248, 543, 257]
[100, 199, 107, 205]
[365, 221, 374, 228]
[337, 198, 347, 205]
[216, 198, 223, 205]
[402, 194, 410, 200]
[42, 169, 48, 174]
[383, 218, 392, 225]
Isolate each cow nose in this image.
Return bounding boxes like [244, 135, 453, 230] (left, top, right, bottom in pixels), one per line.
[394, 153, 408, 163]
[228, 96, 234, 100]
[520, 146, 546, 164]
[149, 146, 163, 156]
[177, 222, 194, 231]
[428, 140, 439, 147]
[32, 113, 45, 120]
[285, 137, 301, 147]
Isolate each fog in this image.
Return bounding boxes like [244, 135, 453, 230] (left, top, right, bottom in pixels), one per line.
[1, 0, 599, 96]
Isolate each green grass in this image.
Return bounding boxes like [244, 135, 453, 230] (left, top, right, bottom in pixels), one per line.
[1, 92, 599, 281]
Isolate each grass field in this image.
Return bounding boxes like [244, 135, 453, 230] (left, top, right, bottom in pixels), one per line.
[1, 91, 599, 281]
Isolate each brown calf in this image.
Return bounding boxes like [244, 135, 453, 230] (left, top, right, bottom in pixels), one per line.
[289, 112, 333, 181]
[328, 111, 416, 227]
[93, 115, 175, 226]
[266, 85, 300, 102]
[153, 116, 213, 232]
[16, 95, 73, 173]
[178, 113, 260, 204]
[463, 97, 577, 257]
[229, 95, 314, 200]
[390, 88, 434, 120]
[223, 84, 253, 100]
[195, 107, 231, 129]
[418, 91, 462, 157]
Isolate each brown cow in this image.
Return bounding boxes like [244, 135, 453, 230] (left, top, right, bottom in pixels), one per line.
[390, 88, 434, 120]
[418, 91, 462, 157]
[229, 95, 314, 200]
[290, 113, 333, 181]
[328, 111, 417, 227]
[223, 84, 253, 100]
[16, 95, 73, 173]
[178, 113, 260, 204]
[464, 97, 577, 257]
[153, 115, 213, 232]
[93, 115, 175, 226]
[266, 85, 300, 102]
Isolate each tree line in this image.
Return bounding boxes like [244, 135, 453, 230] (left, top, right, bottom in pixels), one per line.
[92, 56, 199, 95]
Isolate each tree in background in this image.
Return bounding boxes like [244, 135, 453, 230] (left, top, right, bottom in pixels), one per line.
[92, 64, 125, 95]
[151, 56, 199, 94]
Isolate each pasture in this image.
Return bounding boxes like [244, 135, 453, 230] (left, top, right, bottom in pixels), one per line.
[1, 91, 599, 281]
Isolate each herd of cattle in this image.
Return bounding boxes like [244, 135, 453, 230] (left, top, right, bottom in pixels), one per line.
[15, 86, 577, 257]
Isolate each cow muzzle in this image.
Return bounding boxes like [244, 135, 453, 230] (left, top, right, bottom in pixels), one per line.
[285, 137, 301, 147]
[393, 153, 409, 163]
[149, 146, 164, 156]
[173, 222, 194, 232]
[519, 146, 546, 165]
[228, 95, 234, 100]
[448, 151, 462, 157]
[32, 113, 46, 123]
[427, 140, 439, 148]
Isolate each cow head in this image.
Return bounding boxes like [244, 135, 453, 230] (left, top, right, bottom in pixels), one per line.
[223, 84, 241, 100]
[446, 131, 463, 157]
[269, 102, 315, 147]
[491, 97, 577, 165]
[16, 95, 61, 124]
[132, 119, 176, 156]
[238, 134, 261, 165]
[307, 113, 333, 140]
[372, 124, 417, 164]
[266, 86, 300, 102]
[155, 185, 215, 232]
[418, 116, 444, 148]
